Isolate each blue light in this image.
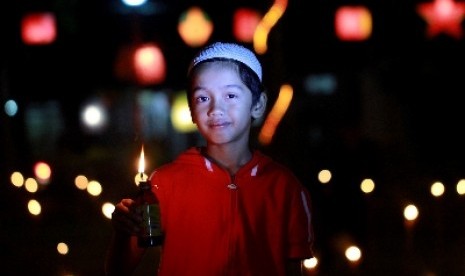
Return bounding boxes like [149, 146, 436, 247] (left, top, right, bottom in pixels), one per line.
[4, 99, 18, 117]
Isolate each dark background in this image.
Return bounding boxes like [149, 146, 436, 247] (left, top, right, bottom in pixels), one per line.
[2, 0, 465, 275]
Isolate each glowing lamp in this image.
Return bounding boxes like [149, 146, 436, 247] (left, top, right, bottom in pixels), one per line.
[21, 12, 57, 45]
[178, 7, 213, 47]
[133, 43, 166, 85]
[335, 6, 372, 41]
[135, 145, 149, 185]
[233, 8, 261, 42]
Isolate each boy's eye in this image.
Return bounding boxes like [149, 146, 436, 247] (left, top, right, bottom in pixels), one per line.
[227, 94, 237, 99]
[195, 96, 209, 103]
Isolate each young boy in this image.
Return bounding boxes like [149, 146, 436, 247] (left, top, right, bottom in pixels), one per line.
[105, 42, 314, 275]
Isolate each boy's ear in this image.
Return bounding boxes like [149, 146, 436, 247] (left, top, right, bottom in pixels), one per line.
[251, 92, 267, 119]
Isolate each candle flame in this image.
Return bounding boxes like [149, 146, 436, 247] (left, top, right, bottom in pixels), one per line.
[138, 145, 145, 174]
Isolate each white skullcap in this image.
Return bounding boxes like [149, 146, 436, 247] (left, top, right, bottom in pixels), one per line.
[188, 42, 262, 81]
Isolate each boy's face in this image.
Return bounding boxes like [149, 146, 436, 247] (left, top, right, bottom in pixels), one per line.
[190, 62, 256, 146]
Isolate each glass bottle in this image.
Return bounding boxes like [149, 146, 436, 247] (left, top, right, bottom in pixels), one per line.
[135, 179, 163, 247]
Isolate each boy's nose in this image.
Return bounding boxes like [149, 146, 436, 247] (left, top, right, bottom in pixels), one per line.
[208, 98, 224, 116]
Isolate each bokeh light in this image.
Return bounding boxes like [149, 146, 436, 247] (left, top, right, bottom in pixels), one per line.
[303, 256, 318, 270]
[86, 180, 102, 196]
[57, 242, 69, 255]
[171, 91, 197, 133]
[430, 181, 445, 197]
[318, 169, 332, 184]
[360, 178, 375, 194]
[28, 199, 42, 216]
[34, 161, 51, 184]
[10, 171, 25, 187]
[102, 202, 115, 219]
[404, 204, 419, 221]
[75, 175, 89, 190]
[4, 99, 18, 117]
[457, 179, 465, 195]
[345, 245, 362, 262]
[25, 177, 39, 193]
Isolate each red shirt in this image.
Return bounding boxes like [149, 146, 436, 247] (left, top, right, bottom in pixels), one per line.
[150, 147, 314, 276]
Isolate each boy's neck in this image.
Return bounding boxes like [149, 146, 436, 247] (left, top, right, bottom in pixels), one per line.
[202, 145, 252, 175]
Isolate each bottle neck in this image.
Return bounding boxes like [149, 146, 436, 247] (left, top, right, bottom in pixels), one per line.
[139, 181, 150, 190]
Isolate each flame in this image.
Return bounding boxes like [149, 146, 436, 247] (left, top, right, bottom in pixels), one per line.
[138, 145, 145, 174]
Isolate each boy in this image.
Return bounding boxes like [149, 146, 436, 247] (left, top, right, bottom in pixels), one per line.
[105, 42, 314, 275]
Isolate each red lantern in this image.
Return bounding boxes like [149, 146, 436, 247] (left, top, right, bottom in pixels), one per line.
[21, 12, 57, 45]
[233, 8, 261, 43]
[133, 43, 166, 85]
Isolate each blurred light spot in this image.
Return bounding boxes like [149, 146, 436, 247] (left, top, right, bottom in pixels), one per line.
[21, 12, 57, 45]
[345, 245, 362, 262]
[171, 91, 197, 133]
[81, 101, 108, 134]
[25, 101, 64, 156]
[335, 6, 372, 41]
[34, 161, 51, 184]
[253, 0, 287, 54]
[28, 199, 42, 215]
[75, 175, 88, 190]
[258, 84, 293, 145]
[25, 177, 39, 193]
[10, 171, 25, 187]
[102, 202, 115, 219]
[360, 178, 375, 194]
[122, 0, 147, 7]
[138, 90, 170, 139]
[404, 204, 419, 221]
[57, 242, 69, 255]
[430, 181, 445, 197]
[457, 179, 465, 195]
[233, 8, 261, 43]
[87, 180, 102, 196]
[4, 99, 18, 117]
[178, 6, 213, 47]
[133, 43, 166, 85]
[303, 257, 318, 270]
[318, 169, 332, 184]
[304, 73, 337, 95]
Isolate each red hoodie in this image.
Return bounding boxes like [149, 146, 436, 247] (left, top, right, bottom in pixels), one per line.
[150, 147, 314, 276]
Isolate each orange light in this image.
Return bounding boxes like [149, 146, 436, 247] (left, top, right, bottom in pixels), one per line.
[253, 0, 288, 54]
[136, 145, 148, 184]
[178, 7, 213, 47]
[258, 84, 293, 145]
[138, 145, 145, 175]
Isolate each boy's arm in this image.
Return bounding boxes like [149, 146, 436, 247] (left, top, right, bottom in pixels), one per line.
[104, 198, 146, 275]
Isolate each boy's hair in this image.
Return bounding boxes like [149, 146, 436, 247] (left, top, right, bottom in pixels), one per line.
[187, 42, 265, 108]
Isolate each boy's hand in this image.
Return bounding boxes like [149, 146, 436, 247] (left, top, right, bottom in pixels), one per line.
[111, 198, 142, 236]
